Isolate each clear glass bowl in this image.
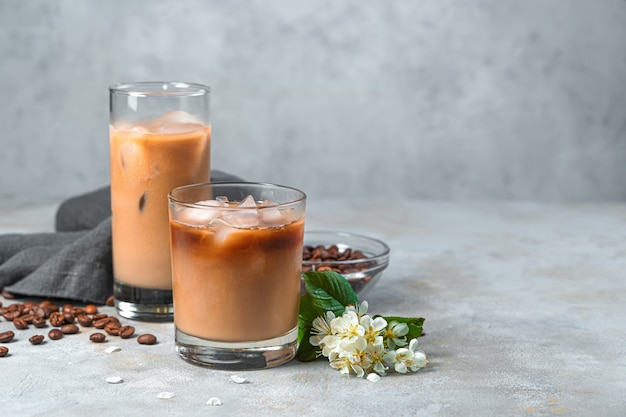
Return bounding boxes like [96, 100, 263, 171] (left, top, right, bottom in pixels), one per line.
[302, 231, 390, 298]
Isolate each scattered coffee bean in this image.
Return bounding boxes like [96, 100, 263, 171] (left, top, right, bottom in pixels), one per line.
[29, 335, 45, 345]
[0, 330, 15, 343]
[49, 312, 65, 327]
[84, 304, 98, 315]
[105, 295, 115, 306]
[1, 289, 17, 299]
[31, 306, 47, 319]
[76, 314, 93, 327]
[63, 311, 75, 324]
[2, 310, 20, 321]
[0, 346, 8, 357]
[48, 329, 63, 340]
[137, 334, 157, 345]
[94, 317, 111, 329]
[90, 332, 107, 343]
[42, 304, 59, 317]
[32, 317, 47, 328]
[60, 324, 79, 334]
[21, 313, 36, 324]
[13, 317, 28, 330]
[1, 300, 158, 355]
[104, 323, 121, 336]
[119, 325, 135, 339]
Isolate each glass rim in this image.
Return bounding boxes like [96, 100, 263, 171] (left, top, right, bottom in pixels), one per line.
[168, 181, 307, 210]
[109, 81, 210, 98]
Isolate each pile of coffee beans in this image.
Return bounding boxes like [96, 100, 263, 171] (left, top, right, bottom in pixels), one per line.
[0, 297, 157, 358]
[302, 244, 376, 293]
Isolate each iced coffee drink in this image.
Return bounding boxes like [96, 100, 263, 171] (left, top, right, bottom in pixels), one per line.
[169, 182, 306, 369]
[109, 82, 210, 321]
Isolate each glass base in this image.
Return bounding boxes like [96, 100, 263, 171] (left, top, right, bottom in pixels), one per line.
[113, 281, 173, 321]
[175, 326, 297, 370]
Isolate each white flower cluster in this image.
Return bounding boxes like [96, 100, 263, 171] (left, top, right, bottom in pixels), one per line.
[309, 301, 427, 378]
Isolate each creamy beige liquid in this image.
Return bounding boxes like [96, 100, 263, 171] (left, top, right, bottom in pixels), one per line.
[110, 116, 210, 290]
[170, 212, 304, 342]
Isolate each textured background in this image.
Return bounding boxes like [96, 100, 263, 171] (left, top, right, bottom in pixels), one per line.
[1, 0, 626, 203]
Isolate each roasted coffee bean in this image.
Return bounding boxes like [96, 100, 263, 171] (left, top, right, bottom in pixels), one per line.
[89, 332, 106, 343]
[0, 346, 8, 357]
[137, 334, 157, 345]
[20, 313, 36, 324]
[92, 313, 108, 320]
[48, 329, 63, 340]
[84, 304, 98, 315]
[63, 311, 75, 324]
[1, 288, 17, 299]
[104, 323, 121, 336]
[119, 325, 135, 339]
[42, 305, 59, 317]
[60, 324, 79, 334]
[62, 304, 74, 313]
[0, 330, 15, 343]
[93, 317, 111, 329]
[105, 295, 115, 306]
[13, 317, 28, 330]
[30, 306, 46, 319]
[29, 335, 45, 345]
[302, 244, 376, 273]
[49, 312, 65, 327]
[22, 301, 36, 310]
[32, 317, 47, 328]
[2, 310, 21, 321]
[76, 314, 93, 327]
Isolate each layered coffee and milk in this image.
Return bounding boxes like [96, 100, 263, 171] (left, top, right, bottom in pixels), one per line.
[169, 196, 304, 342]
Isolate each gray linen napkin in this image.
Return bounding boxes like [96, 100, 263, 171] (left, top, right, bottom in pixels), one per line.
[0, 170, 242, 304]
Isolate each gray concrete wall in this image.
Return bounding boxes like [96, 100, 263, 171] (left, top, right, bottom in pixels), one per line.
[1, 0, 625, 203]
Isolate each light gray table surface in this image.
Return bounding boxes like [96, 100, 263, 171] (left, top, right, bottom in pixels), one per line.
[1, 198, 625, 417]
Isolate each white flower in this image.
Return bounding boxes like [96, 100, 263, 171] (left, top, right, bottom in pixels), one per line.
[360, 314, 387, 348]
[384, 320, 409, 349]
[330, 336, 370, 378]
[365, 339, 388, 376]
[309, 311, 335, 346]
[330, 310, 364, 342]
[308, 302, 427, 379]
[345, 300, 369, 318]
[383, 338, 428, 373]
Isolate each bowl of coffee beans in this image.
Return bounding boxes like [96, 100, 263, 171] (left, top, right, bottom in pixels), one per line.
[301, 231, 390, 297]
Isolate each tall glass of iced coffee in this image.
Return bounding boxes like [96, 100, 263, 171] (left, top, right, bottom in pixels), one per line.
[109, 82, 211, 321]
[168, 182, 306, 369]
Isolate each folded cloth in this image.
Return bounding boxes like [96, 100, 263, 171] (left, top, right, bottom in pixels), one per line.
[0, 170, 243, 304]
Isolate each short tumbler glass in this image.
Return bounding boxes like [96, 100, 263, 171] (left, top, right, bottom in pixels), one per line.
[168, 182, 306, 369]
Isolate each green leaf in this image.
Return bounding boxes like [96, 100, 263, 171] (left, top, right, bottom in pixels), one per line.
[295, 327, 319, 362]
[298, 296, 317, 344]
[303, 271, 358, 317]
